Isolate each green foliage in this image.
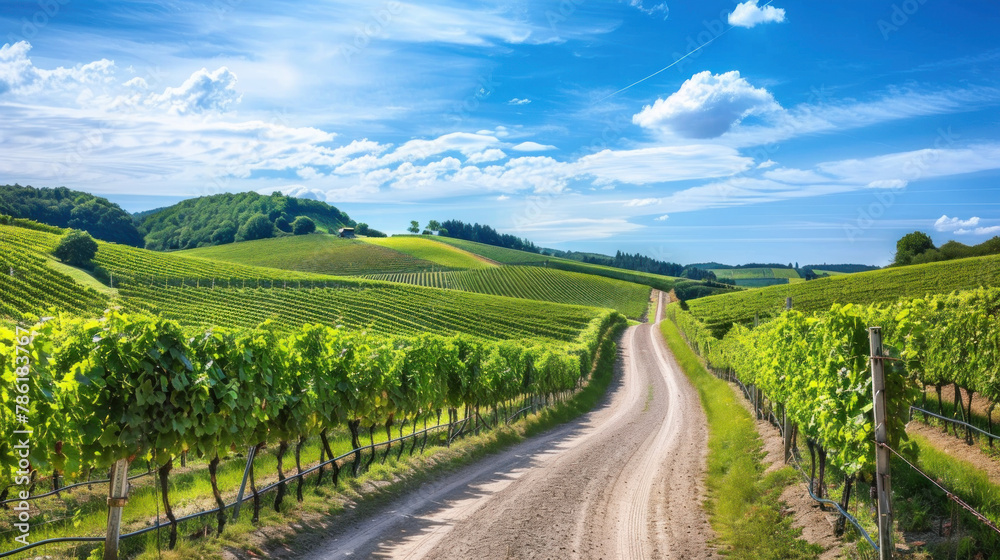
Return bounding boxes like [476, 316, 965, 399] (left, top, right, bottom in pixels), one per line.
[0, 184, 143, 246]
[894, 231, 936, 266]
[290, 215, 315, 235]
[236, 213, 274, 242]
[140, 192, 353, 250]
[0, 310, 626, 486]
[366, 265, 651, 319]
[687, 252, 1000, 338]
[52, 230, 98, 267]
[407, 220, 420, 234]
[274, 216, 292, 233]
[354, 222, 386, 237]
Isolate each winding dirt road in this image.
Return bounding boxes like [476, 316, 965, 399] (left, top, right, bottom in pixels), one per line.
[298, 291, 714, 559]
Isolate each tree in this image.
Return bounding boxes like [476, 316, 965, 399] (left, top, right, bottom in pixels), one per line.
[427, 220, 441, 233]
[237, 213, 275, 242]
[53, 229, 98, 266]
[291, 216, 316, 235]
[407, 220, 420, 234]
[274, 216, 292, 233]
[894, 231, 935, 266]
[211, 223, 237, 245]
[355, 222, 370, 235]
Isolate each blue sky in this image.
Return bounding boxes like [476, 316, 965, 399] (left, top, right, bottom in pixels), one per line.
[2, 0, 999, 265]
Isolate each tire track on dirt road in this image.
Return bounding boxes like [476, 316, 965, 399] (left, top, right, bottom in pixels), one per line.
[298, 291, 714, 559]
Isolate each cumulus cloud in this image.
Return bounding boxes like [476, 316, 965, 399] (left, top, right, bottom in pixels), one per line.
[508, 98, 531, 105]
[0, 41, 114, 97]
[466, 148, 508, 164]
[632, 71, 779, 138]
[655, 214, 670, 221]
[728, 0, 786, 28]
[511, 141, 557, 152]
[935, 215, 980, 232]
[147, 67, 242, 115]
[496, 194, 510, 201]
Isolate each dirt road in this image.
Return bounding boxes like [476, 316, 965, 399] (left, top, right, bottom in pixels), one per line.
[298, 291, 713, 559]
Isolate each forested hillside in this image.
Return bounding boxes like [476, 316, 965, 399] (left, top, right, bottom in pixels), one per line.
[140, 191, 354, 250]
[0, 184, 143, 246]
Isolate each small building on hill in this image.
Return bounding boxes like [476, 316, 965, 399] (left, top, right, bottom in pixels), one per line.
[338, 227, 356, 238]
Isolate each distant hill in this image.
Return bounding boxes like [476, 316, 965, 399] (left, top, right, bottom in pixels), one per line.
[0, 184, 144, 246]
[140, 191, 354, 251]
[688, 252, 1000, 337]
[801, 263, 880, 273]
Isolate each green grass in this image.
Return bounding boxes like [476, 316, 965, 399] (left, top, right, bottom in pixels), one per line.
[431, 236, 551, 264]
[365, 265, 651, 319]
[688, 253, 1000, 336]
[43, 258, 119, 297]
[660, 319, 820, 559]
[893, 433, 1000, 558]
[708, 267, 801, 280]
[179, 234, 445, 276]
[811, 269, 848, 277]
[362, 236, 495, 270]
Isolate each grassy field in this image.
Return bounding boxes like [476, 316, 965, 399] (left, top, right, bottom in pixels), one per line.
[708, 267, 800, 280]
[362, 236, 495, 270]
[431, 236, 551, 264]
[179, 234, 445, 276]
[365, 265, 651, 319]
[688, 253, 1000, 336]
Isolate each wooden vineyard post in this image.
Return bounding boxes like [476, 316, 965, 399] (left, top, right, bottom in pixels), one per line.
[104, 458, 130, 560]
[869, 327, 893, 560]
[783, 297, 794, 462]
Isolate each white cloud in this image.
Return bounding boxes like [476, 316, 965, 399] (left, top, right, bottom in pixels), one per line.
[496, 194, 510, 201]
[466, 148, 508, 164]
[866, 179, 908, 189]
[935, 215, 980, 232]
[974, 226, 1000, 236]
[763, 167, 831, 184]
[818, 144, 1000, 184]
[511, 141, 557, 152]
[728, 1, 786, 28]
[632, 71, 779, 138]
[624, 198, 659, 207]
[0, 41, 115, 97]
[146, 67, 241, 115]
[508, 98, 531, 105]
[756, 159, 778, 169]
[655, 214, 669, 221]
[623, 0, 669, 18]
[577, 145, 753, 185]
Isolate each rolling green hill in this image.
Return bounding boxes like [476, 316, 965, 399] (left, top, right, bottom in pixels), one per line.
[432, 236, 551, 264]
[178, 234, 444, 276]
[140, 191, 354, 251]
[688, 252, 1000, 337]
[0, 184, 144, 246]
[1, 223, 618, 341]
[361, 236, 495, 270]
[365, 265, 651, 319]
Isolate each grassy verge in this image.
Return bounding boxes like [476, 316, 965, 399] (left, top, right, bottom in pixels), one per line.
[892, 433, 1000, 557]
[660, 319, 821, 560]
